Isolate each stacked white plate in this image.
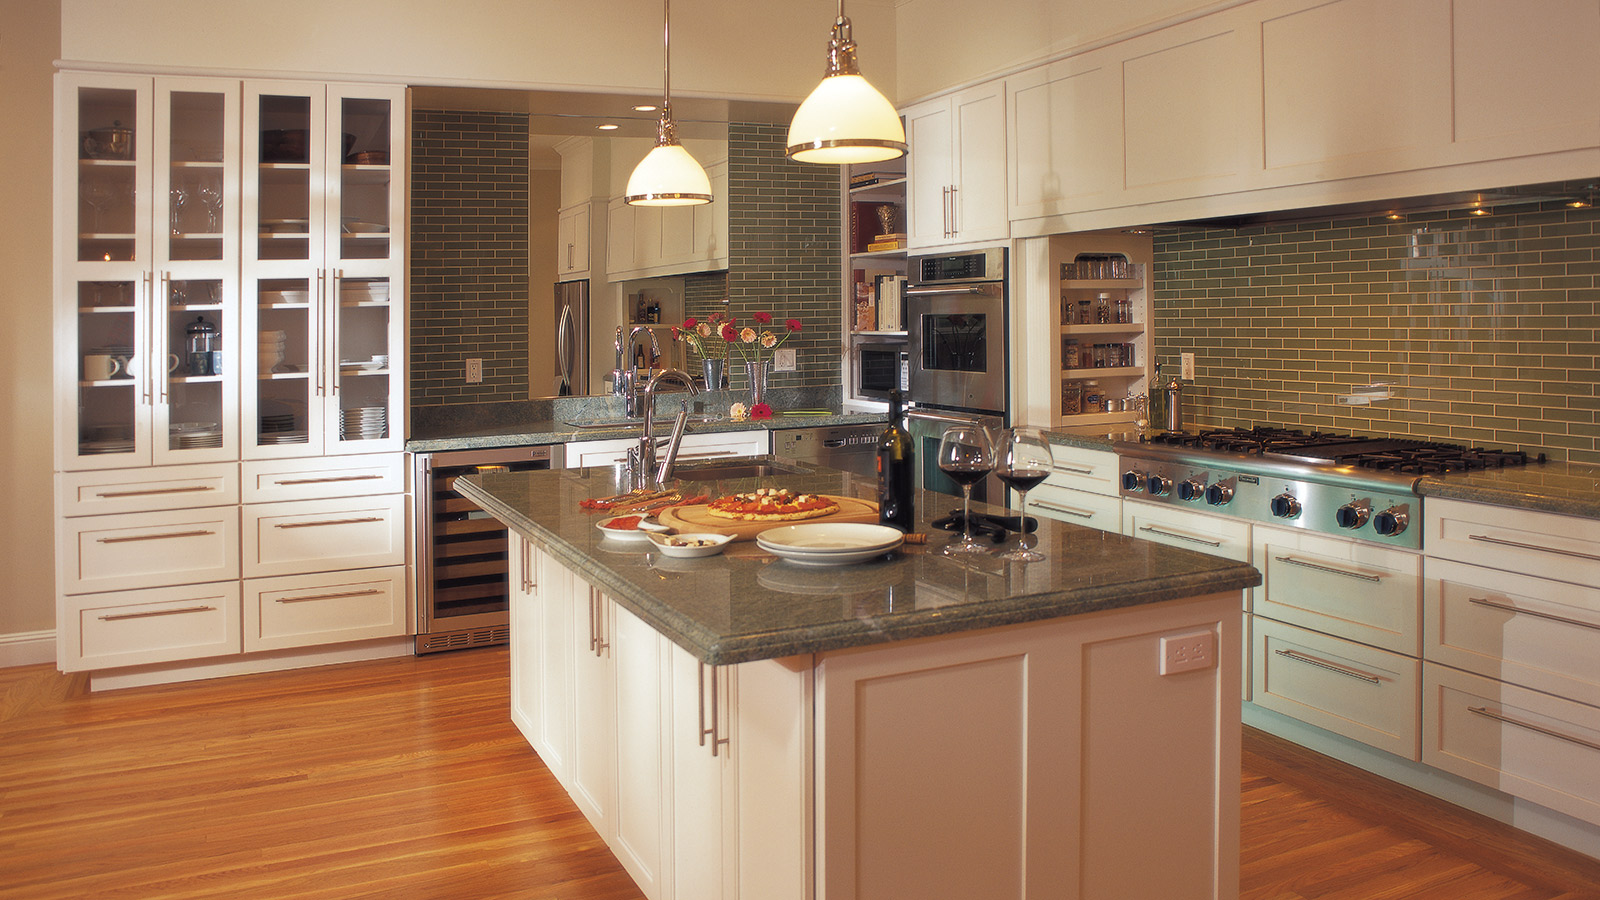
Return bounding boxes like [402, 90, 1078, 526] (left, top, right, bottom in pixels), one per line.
[341, 282, 390, 304]
[258, 330, 287, 373]
[340, 406, 387, 440]
[81, 438, 136, 455]
[259, 413, 305, 444]
[171, 421, 222, 449]
[756, 523, 905, 567]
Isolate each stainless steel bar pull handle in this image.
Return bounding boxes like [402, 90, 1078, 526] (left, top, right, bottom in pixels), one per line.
[1031, 500, 1094, 519]
[699, 661, 728, 757]
[274, 516, 384, 529]
[276, 474, 384, 486]
[97, 529, 216, 544]
[96, 485, 214, 499]
[591, 590, 609, 656]
[1273, 555, 1382, 583]
[1468, 596, 1600, 632]
[1273, 648, 1382, 684]
[1468, 533, 1600, 563]
[276, 589, 381, 604]
[101, 605, 215, 621]
[1468, 706, 1600, 753]
[1051, 464, 1095, 476]
[1138, 525, 1222, 547]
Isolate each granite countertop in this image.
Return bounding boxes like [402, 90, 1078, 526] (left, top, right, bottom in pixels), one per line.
[1418, 459, 1600, 519]
[455, 462, 1261, 666]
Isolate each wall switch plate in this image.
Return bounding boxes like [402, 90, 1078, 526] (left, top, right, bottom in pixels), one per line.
[1180, 351, 1196, 380]
[1160, 630, 1216, 675]
[465, 358, 483, 383]
[774, 348, 797, 372]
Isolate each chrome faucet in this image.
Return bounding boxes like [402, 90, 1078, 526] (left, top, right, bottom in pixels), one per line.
[612, 326, 662, 418]
[630, 368, 698, 484]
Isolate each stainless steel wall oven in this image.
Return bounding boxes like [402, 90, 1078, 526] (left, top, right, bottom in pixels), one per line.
[907, 247, 1008, 418]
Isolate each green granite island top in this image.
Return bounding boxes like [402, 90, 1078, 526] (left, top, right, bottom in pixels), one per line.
[456, 462, 1262, 665]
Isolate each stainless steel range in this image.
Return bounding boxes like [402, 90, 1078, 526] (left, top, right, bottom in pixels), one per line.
[1115, 428, 1542, 550]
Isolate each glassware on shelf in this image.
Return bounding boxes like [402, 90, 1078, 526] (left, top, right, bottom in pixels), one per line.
[83, 180, 116, 233]
[937, 424, 995, 557]
[198, 183, 223, 233]
[170, 185, 189, 235]
[994, 427, 1053, 562]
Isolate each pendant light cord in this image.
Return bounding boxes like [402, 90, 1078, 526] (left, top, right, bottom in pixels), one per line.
[662, 0, 671, 109]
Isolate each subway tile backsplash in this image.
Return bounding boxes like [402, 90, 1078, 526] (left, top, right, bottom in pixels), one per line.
[1153, 202, 1600, 464]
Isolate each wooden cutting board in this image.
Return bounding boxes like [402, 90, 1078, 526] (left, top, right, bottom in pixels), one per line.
[657, 495, 878, 542]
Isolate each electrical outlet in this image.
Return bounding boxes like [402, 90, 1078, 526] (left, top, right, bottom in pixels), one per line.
[1180, 351, 1196, 380]
[1160, 630, 1216, 675]
[774, 348, 797, 372]
[465, 358, 483, 383]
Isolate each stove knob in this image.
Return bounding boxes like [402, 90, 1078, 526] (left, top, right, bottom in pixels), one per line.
[1147, 474, 1173, 496]
[1373, 506, 1409, 536]
[1335, 501, 1371, 530]
[1270, 493, 1302, 519]
[1178, 479, 1205, 501]
[1121, 471, 1145, 492]
[1205, 483, 1234, 506]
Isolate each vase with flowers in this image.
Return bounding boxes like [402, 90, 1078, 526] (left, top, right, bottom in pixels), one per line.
[725, 311, 803, 417]
[671, 311, 733, 390]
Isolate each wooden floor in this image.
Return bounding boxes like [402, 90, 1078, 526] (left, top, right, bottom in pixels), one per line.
[3, 650, 1599, 900]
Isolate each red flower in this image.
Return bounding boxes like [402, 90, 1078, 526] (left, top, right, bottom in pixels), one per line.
[720, 322, 737, 342]
[670, 325, 682, 339]
[753, 311, 773, 325]
[682, 316, 697, 329]
[785, 318, 802, 332]
[749, 403, 774, 420]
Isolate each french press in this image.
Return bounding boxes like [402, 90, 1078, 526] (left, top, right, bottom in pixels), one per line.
[186, 316, 220, 376]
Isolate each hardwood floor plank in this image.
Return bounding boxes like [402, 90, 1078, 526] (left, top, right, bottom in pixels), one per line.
[4, 652, 1599, 899]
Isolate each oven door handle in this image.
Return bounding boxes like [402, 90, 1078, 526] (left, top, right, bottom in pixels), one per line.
[904, 286, 988, 296]
[905, 409, 992, 428]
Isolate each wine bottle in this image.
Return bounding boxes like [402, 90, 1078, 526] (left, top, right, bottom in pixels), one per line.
[877, 389, 916, 532]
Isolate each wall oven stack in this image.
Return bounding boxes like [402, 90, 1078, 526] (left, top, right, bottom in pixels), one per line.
[903, 248, 1009, 500]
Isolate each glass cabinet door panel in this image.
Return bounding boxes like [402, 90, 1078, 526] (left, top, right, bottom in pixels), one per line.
[330, 276, 392, 447]
[74, 279, 146, 460]
[247, 277, 319, 454]
[76, 86, 144, 264]
[334, 95, 393, 262]
[158, 278, 229, 458]
[162, 90, 227, 262]
[253, 92, 320, 264]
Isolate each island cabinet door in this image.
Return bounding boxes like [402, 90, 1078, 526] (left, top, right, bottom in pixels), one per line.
[668, 647, 738, 900]
[610, 602, 669, 900]
[815, 592, 1241, 900]
[515, 545, 577, 782]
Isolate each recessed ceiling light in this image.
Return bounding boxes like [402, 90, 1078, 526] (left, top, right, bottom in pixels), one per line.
[1469, 207, 1491, 216]
[1568, 199, 1591, 209]
[633, 104, 658, 112]
[1385, 212, 1405, 221]
[597, 123, 620, 131]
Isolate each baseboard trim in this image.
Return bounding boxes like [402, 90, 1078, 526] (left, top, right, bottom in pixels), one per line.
[0, 630, 56, 668]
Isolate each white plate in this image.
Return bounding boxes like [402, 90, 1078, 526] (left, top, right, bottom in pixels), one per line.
[757, 523, 905, 554]
[596, 515, 672, 543]
[645, 531, 733, 558]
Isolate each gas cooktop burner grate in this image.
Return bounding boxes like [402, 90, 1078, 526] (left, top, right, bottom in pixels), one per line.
[1142, 427, 1543, 473]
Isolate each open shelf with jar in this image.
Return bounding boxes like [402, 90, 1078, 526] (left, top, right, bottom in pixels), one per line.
[840, 158, 908, 402]
[1050, 233, 1153, 427]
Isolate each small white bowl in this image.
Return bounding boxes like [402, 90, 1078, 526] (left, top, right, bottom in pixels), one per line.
[645, 531, 734, 558]
[596, 515, 671, 542]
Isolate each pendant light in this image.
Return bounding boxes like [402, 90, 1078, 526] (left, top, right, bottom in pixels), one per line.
[785, 0, 907, 164]
[625, 0, 712, 206]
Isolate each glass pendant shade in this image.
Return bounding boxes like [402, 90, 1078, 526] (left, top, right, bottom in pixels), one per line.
[625, 141, 712, 206]
[787, 72, 907, 164]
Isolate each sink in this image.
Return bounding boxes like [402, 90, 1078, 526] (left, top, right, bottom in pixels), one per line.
[669, 459, 809, 481]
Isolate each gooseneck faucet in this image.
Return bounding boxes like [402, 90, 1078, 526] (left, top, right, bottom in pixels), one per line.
[630, 368, 698, 484]
[612, 326, 662, 418]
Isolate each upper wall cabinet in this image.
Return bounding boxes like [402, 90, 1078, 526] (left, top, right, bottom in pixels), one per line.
[1004, 0, 1600, 232]
[606, 160, 728, 279]
[904, 82, 1008, 249]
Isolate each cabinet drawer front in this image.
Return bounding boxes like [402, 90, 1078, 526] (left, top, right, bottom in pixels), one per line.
[1251, 617, 1420, 760]
[1424, 663, 1600, 828]
[244, 566, 408, 652]
[1425, 558, 1600, 709]
[1427, 498, 1600, 588]
[242, 453, 406, 503]
[60, 582, 241, 672]
[1026, 483, 1121, 533]
[59, 463, 239, 517]
[62, 507, 241, 595]
[1254, 525, 1421, 654]
[1123, 499, 1252, 562]
[1043, 446, 1119, 495]
[244, 494, 406, 578]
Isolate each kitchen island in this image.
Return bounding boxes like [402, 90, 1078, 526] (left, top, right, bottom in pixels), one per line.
[457, 462, 1262, 900]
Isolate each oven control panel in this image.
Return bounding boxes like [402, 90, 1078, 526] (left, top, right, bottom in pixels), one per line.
[1117, 456, 1421, 550]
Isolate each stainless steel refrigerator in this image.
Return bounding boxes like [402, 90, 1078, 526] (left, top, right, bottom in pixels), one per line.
[554, 280, 589, 395]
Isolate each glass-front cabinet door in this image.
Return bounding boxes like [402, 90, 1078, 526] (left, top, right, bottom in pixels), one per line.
[242, 82, 403, 458]
[56, 72, 239, 470]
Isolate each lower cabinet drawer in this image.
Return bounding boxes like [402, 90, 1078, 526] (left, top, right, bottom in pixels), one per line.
[1123, 499, 1252, 562]
[1254, 524, 1421, 655]
[244, 566, 409, 652]
[58, 462, 239, 517]
[60, 506, 241, 595]
[244, 494, 407, 578]
[1026, 482, 1121, 533]
[1424, 663, 1600, 828]
[59, 581, 242, 672]
[1251, 616, 1420, 759]
[241, 453, 406, 503]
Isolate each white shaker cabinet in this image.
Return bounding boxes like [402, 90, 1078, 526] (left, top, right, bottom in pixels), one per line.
[556, 202, 590, 279]
[903, 82, 1008, 249]
[241, 81, 405, 459]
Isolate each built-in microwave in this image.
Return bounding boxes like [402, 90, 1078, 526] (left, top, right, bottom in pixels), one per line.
[854, 337, 909, 402]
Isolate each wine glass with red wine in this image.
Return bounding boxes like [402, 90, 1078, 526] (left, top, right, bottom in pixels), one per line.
[994, 427, 1053, 561]
[937, 424, 995, 555]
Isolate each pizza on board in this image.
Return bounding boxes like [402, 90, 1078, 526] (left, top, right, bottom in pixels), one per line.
[705, 488, 840, 522]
